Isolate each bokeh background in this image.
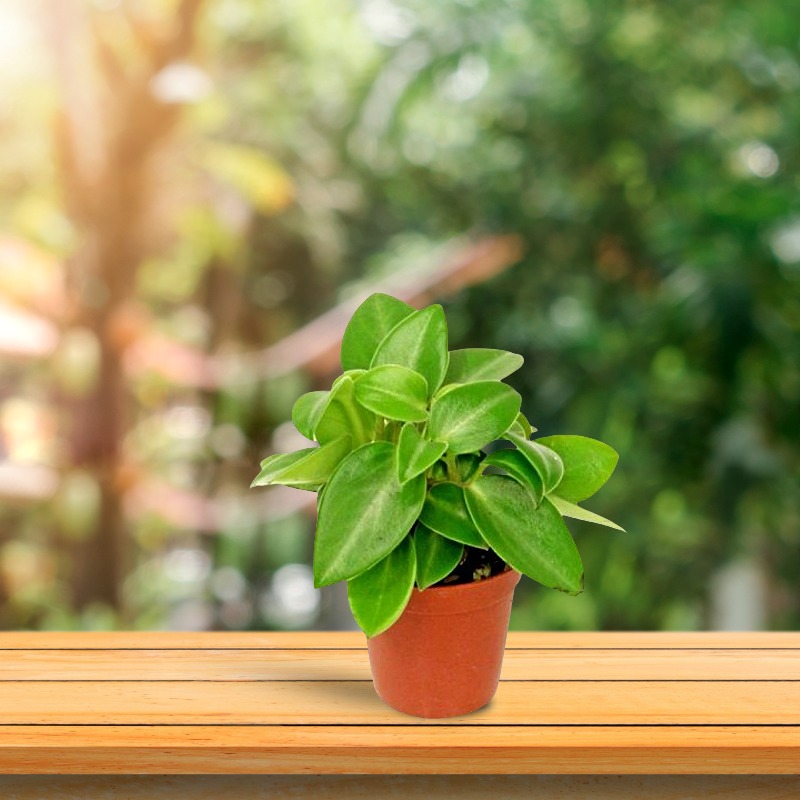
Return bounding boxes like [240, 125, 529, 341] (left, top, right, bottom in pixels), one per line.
[1, 0, 798, 633]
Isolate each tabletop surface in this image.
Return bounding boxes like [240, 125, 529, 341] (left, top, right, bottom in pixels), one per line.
[0, 631, 798, 774]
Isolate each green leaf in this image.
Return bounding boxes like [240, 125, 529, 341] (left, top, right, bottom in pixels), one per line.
[341, 293, 415, 371]
[482, 448, 544, 505]
[506, 431, 564, 494]
[414, 524, 463, 590]
[549, 495, 625, 532]
[420, 482, 487, 548]
[354, 364, 429, 423]
[314, 442, 426, 586]
[291, 390, 329, 440]
[536, 435, 619, 502]
[396, 423, 447, 483]
[251, 436, 352, 491]
[465, 475, 583, 595]
[371, 305, 448, 397]
[429, 381, 521, 454]
[347, 536, 416, 637]
[444, 348, 524, 383]
[315, 375, 375, 446]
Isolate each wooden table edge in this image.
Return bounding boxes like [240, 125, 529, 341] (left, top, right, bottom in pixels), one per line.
[0, 725, 798, 774]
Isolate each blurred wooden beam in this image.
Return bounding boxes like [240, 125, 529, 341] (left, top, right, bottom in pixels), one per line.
[241, 234, 523, 381]
[120, 234, 522, 390]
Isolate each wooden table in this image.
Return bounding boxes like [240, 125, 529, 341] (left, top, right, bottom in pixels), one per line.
[0, 631, 798, 798]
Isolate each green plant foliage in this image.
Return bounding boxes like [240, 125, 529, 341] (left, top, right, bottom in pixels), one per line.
[483, 448, 544, 506]
[396, 423, 447, 483]
[354, 365, 429, 422]
[444, 348, 524, 384]
[252, 294, 621, 637]
[414, 524, 464, 590]
[506, 432, 565, 495]
[465, 476, 584, 595]
[314, 375, 375, 447]
[538, 436, 619, 503]
[347, 536, 416, 637]
[250, 436, 351, 491]
[313, 441, 426, 587]
[429, 381, 521, 454]
[341, 293, 415, 371]
[549, 496, 625, 532]
[371, 305, 449, 397]
[291, 390, 329, 440]
[420, 482, 487, 548]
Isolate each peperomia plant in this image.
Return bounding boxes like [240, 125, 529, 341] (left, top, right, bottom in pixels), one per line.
[251, 293, 623, 637]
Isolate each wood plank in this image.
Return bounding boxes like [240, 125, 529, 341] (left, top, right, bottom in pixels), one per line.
[0, 725, 798, 774]
[0, 679, 797, 724]
[2, 774, 800, 799]
[0, 648, 799, 681]
[1, 631, 798, 649]
[1, 632, 799, 774]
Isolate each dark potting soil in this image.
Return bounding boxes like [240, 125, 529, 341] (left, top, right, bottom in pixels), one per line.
[433, 546, 510, 587]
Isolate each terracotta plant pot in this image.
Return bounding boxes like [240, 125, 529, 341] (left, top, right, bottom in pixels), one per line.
[366, 567, 522, 718]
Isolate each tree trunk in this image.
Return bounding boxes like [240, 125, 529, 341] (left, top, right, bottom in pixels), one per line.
[48, 0, 204, 614]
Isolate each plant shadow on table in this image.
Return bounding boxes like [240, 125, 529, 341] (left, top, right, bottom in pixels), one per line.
[298, 676, 388, 711]
[297, 676, 499, 721]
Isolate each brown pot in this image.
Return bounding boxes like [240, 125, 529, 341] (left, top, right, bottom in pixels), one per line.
[366, 567, 521, 718]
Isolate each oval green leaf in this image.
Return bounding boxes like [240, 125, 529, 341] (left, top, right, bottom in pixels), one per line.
[420, 482, 486, 548]
[315, 375, 376, 446]
[251, 436, 352, 491]
[444, 348, 524, 384]
[347, 536, 416, 637]
[396, 423, 447, 483]
[429, 381, 521, 455]
[482, 447, 544, 505]
[341, 293, 415, 371]
[536, 435, 619, 502]
[506, 431, 564, 494]
[465, 474, 583, 595]
[291, 390, 329, 440]
[313, 442, 426, 586]
[549, 495, 625, 532]
[354, 365, 429, 423]
[371, 305, 448, 397]
[414, 524, 463, 590]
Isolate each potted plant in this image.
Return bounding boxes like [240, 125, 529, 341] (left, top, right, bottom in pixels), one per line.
[251, 293, 623, 718]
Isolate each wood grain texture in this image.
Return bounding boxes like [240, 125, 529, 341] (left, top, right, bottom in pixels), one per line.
[0, 680, 798, 724]
[0, 632, 798, 774]
[2, 775, 800, 800]
[1, 648, 799, 680]
[0, 725, 799, 774]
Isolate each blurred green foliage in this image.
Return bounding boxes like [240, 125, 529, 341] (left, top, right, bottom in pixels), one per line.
[1, 0, 798, 630]
[210, 0, 799, 630]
